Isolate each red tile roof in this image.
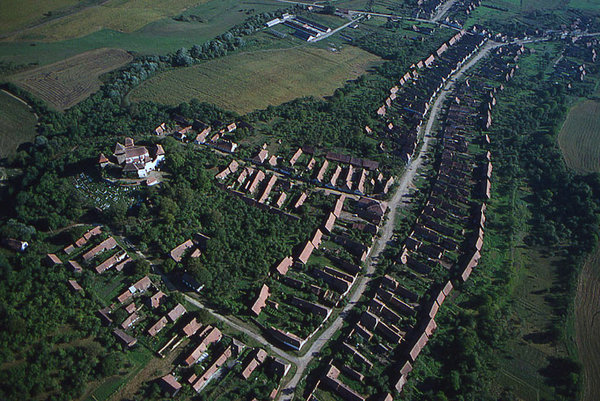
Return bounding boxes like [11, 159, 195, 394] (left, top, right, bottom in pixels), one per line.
[167, 303, 186, 322]
[82, 237, 117, 261]
[297, 241, 314, 264]
[148, 316, 168, 337]
[68, 279, 83, 292]
[183, 318, 202, 337]
[250, 284, 270, 316]
[46, 253, 62, 265]
[274, 256, 293, 275]
[133, 276, 152, 292]
[150, 291, 166, 308]
[170, 239, 194, 262]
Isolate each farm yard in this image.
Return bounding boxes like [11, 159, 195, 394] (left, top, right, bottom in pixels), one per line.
[575, 244, 600, 401]
[0, 90, 37, 158]
[128, 45, 382, 114]
[558, 99, 600, 173]
[9, 47, 132, 110]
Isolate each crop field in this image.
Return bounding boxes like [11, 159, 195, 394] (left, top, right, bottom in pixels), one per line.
[0, 0, 80, 36]
[0, 90, 37, 158]
[0, 0, 284, 69]
[129, 45, 382, 114]
[464, 0, 600, 30]
[493, 247, 569, 401]
[9, 48, 132, 110]
[7, 0, 207, 42]
[575, 244, 600, 401]
[558, 99, 600, 173]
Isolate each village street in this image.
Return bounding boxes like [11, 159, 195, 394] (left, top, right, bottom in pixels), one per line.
[431, 0, 459, 22]
[274, 36, 500, 401]
[170, 36, 500, 401]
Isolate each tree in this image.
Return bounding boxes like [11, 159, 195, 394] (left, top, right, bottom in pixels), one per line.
[133, 259, 151, 276]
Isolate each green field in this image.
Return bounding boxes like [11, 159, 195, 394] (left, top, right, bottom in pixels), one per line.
[0, 0, 81, 36]
[464, 0, 600, 30]
[0, 90, 37, 158]
[0, 0, 284, 70]
[558, 99, 600, 173]
[5, 0, 207, 42]
[129, 45, 382, 114]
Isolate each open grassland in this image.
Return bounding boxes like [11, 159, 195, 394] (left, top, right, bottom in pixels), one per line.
[0, 90, 37, 158]
[129, 45, 382, 114]
[7, 0, 207, 42]
[0, 0, 80, 36]
[558, 99, 600, 173]
[575, 245, 600, 401]
[9, 48, 132, 110]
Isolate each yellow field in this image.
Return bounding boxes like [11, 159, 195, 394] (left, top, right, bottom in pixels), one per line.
[9, 48, 133, 110]
[129, 46, 382, 114]
[0, 0, 79, 36]
[558, 100, 600, 173]
[7, 0, 207, 42]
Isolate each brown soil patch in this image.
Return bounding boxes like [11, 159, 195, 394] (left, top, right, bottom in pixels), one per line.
[9, 48, 132, 110]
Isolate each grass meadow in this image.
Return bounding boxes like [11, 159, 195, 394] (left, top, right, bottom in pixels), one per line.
[9, 48, 132, 110]
[0, 90, 37, 158]
[128, 45, 382, 114]
[558, 99, 600, 173]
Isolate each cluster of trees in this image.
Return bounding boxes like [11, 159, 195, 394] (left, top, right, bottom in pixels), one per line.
[118, 141, 323, 314]
[355, 20, 454, 79]
[0, 246, 123, 400]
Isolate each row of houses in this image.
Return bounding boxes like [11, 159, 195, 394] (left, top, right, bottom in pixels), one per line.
[245, 144, 389, 196]
[378, 29, 487, 164]
[442, 0, 481, 28]
[162, 325, 291, 398]
[248, 194, 380, 351]
[302, 33, 523, 400]
[385, 44, 526, 393]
